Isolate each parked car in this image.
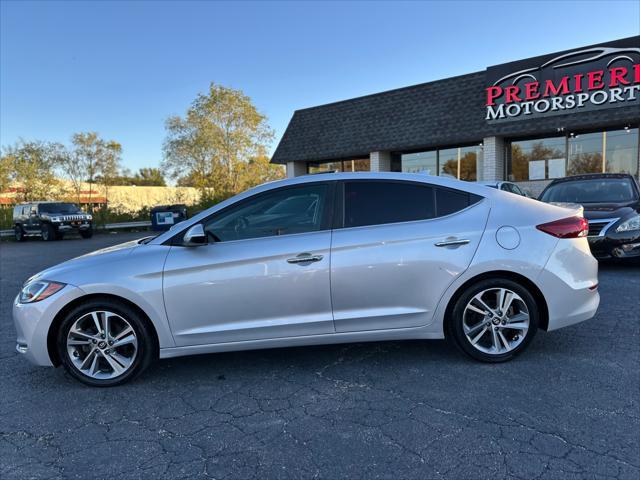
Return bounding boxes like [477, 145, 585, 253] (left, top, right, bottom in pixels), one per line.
[13, 202, 93, 241]
[539, 173, 640, 260]
[14, 173, 599, 386]
[480, 181, 530, 197]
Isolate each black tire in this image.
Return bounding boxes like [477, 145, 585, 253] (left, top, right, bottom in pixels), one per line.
[41, 223, 57, 241]
[80, 227, 93, 239]
[14, 225, 26, 242]
[56, 299, 156, 387]
[447, 278, 539, 363]
[56, 231, 65, 240]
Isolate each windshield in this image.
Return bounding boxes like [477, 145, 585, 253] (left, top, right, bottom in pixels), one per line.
[39, 203, 81, 214]
[540, 178, 637, 204]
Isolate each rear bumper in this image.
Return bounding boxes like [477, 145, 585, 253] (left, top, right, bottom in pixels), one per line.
[539, 238, 600, 331]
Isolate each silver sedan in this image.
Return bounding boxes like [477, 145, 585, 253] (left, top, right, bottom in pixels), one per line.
[14, 172, 599, 386]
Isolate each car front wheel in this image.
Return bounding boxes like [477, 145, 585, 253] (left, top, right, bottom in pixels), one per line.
[448, 278, 539, 362]
[14, 226, 25, 242]
[41, 224, 56, 241]
[80, 227, 93, 239]
[56, 299, 155, 386]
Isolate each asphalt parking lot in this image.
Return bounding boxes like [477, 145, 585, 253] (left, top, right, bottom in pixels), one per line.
[0, 232, 638, 480]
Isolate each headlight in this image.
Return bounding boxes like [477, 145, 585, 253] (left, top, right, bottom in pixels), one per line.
[19, 280, 66, 303]
[51, 216, 61, 222]
[86, 215, 92, 221]
[615, 214, 640, 233]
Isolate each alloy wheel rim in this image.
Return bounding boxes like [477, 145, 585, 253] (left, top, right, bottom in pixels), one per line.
[462, 288, 529, 355]
[66, 311, 138, 379]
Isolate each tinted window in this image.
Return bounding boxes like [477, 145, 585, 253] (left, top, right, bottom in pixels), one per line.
[39, 203, 80, 213]
[344, 181, 435, 228]
[540, 178, 638, 203]
[436, 188, 475, 216]
[512, 184, 525, 196]
[204, 184, 329, 242]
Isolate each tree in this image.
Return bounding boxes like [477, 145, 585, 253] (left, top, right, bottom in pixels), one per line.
[65, 132, 122, 210]
[132, 168, 166, 186]
[237, 150, 285, 192]
[1, 140, 63, 202]
[109, 168, 166, 186]
[57, 144, 83, 204]
[162, 83, 275, 200]
[0, 153, 12, 194]
[566, 152, 604, 176]
[97, 140, 122, 211]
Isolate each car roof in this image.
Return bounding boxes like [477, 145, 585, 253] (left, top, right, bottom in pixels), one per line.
[546, 173, 635, 185]
[264, 171, 496, 196]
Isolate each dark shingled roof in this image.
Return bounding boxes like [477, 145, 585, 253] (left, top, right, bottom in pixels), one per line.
[271, 72, 487, 164]
[271, 36, 640, 165]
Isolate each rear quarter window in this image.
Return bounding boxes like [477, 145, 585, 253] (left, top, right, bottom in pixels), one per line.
[435, 188, 482, 216]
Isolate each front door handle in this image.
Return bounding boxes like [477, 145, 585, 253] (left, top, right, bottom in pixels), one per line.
[435, 239, 470, 247]
[287, 253, 324, 264]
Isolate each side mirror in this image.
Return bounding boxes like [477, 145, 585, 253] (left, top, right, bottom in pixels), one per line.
[183, 224, 207, 246]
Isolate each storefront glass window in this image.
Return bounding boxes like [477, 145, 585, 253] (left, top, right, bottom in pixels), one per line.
[401, 151, 437, 174]
[568, 132, 604, 175]
[459, 146, 482, 182]
[438, 146, 482, 181]
[401, 145, 482, 181]
[510, 127, 639, 181]
[509, 137, 566, 181]
[438, 148, 459, 178]
[343, 159, 370, 172]
[307, 159, 370, 174]
[308, 161, 343, 174]
[606, 128, 639, 177]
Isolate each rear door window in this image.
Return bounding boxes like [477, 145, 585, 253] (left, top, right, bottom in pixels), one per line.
[344, 181, 435, 228]
[435, 188, 480, 216]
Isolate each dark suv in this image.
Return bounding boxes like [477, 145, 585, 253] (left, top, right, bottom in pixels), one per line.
[13, 202, 93, 242]
[539, 173, 640, 260]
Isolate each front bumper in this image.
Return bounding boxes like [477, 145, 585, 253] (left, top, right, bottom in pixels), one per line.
[55, 222, 92, 232]
[588, 231, 640, 259]
[13, 284, 85, 366]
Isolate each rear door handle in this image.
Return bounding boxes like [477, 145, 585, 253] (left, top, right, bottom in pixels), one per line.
[287, 253, 324, 264]
[435, 239, 470, 247]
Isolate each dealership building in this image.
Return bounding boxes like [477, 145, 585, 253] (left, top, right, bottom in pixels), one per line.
[271, 36, 640, 196]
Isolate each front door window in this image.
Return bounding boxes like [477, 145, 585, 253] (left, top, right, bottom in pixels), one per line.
[204, 184, 329, 242]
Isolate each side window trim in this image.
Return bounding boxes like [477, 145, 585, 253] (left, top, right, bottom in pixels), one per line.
[168, 181, 336, 246]
[332, 181, 344, 230]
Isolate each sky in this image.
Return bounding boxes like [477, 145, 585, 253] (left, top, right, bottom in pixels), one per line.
[1, 0, 639, 172]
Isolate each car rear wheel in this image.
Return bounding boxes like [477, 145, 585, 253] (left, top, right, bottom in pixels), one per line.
[14, 226, 25, 242]
[56, 300, 155, 386]
[41, 224, 56, 241]
[448, 278, 539, 362]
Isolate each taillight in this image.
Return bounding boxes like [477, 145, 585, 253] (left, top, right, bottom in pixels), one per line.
[536, 216, 589, 238]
